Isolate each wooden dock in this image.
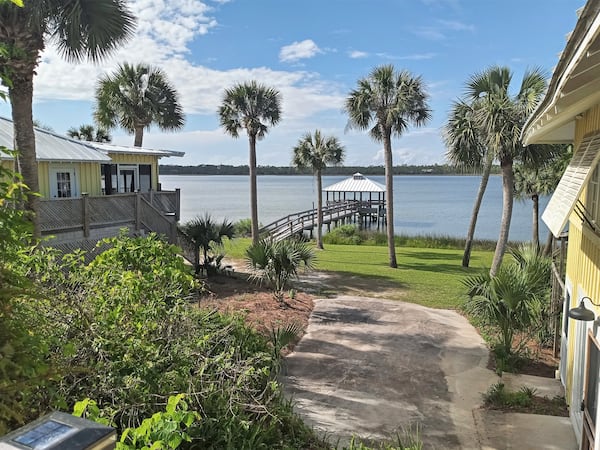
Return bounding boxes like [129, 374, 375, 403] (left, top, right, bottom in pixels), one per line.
[260, 201, 383, 241]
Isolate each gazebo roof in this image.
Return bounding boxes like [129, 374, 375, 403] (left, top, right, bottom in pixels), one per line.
[324, 173, 385, 193]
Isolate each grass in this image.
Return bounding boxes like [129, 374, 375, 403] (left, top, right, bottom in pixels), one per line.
[224, 237, 494, 310]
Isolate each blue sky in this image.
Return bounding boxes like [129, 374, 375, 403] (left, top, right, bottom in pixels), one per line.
[0, 0, 583, 166]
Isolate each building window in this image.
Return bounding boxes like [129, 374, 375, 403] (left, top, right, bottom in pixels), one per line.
[139, 164, 151, 192]
[587, 165, 600, 223]
[56, 172, 72, 198]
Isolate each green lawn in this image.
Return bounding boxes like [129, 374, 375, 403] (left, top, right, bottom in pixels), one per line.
[225, 238, 493, 309]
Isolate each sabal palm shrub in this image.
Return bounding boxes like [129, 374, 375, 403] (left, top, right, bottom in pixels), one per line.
[463, 243, 551, 370]
[245, 238, 315, 302]
[181, 214, 234, 276]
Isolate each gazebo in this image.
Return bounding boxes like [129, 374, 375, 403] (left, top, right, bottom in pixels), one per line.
[324, 173, 386, 221]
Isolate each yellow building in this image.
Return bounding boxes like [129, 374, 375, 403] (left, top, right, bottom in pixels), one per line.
[0, 117, 184, 199]
[523, 2, 600, 448]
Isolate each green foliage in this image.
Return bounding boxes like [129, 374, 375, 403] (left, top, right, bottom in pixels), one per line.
[9, 233, 323, 448]
[483, 383, 535, 408]
[0, 146, 47, 434]
[323, 225, 365, 245]
[463, 243, 551, 365]
[181, 214, 234, 276]
[75, 395, 200, 450]
[342, 426, 423, 450]
[246, 238, 316, 302]
[233, 218, 254, 237]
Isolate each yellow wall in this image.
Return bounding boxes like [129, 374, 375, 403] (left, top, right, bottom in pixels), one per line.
[107, 153, 160, 190]
[40, 162, 102, 198]
[564, 104, 600, 400]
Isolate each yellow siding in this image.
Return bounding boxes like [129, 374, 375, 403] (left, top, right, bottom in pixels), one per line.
[564, 105, 600, 402]
[78, 163, 102, 196]
[38, 161, 50, 198]
[107, 153, 160, 190]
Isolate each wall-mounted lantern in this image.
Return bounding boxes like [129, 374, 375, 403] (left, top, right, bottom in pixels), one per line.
[568, 296, 600, 322]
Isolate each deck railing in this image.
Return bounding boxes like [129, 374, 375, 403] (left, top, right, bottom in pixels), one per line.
[260, 200, 360, 241]
[39, 189, 180, 242]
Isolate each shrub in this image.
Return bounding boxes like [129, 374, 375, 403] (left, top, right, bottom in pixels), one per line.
[323, 224, 364, 245]
[17, 233, 320, 449]
[246, 237, 316, 302]
[233, 218, 253, 237]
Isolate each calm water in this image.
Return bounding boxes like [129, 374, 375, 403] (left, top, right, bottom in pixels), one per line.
[160, 174, 549, 242]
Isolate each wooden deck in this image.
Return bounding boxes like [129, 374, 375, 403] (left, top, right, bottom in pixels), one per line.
[260, 201, 382, 241]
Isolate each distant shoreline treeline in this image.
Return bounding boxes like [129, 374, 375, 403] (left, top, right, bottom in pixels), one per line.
[160, 164, 501, 176]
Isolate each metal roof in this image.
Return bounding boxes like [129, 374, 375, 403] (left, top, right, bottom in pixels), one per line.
[90, 142, 185, 158]
[324, 173, 385, 193]
[0, 117, 111, 163]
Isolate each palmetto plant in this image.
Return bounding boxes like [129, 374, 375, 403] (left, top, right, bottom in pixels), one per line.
[95, 63, 184, 148]
[463, 243, 550, 360]
[292, 130, 345, 250]
[245, 238, 315, 303]
[181, 214, 234, 276]
[0, 0, 135, 237]
[345, 65, 431, 268]
[218, 81, 282, 245]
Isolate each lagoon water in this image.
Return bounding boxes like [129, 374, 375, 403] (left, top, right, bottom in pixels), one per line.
[160, 174, 549, 242]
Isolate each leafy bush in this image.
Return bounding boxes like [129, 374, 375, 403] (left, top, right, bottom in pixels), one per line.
[246, 237, 316, 302]
[463, 243, 551, 369]
[14, 233, 320, 449]
[323, 225, 365, 245]
[233, 218, 253, 237]
[483, 383, 535, 408]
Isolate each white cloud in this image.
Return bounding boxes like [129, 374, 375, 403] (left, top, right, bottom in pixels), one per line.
[348, 50, 368, 59]
[279, 39, 323, 62]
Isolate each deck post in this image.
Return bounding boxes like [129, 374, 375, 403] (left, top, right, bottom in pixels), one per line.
[175, 188, 181, 221]
[135, 192, 141, 232]
[149, 189, 154, 208]
[82, 193, 90, 238]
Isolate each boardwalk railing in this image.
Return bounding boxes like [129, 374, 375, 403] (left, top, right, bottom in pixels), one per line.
[260, 201, 360, 241]
[39, 190, 180, 243]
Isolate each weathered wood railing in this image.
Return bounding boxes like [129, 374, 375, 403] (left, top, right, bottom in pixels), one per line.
[260, 201, 360, 241]
[39, 190, 180, 243]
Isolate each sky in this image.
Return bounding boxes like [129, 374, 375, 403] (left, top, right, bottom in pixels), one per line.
[0, 0, 584, 167]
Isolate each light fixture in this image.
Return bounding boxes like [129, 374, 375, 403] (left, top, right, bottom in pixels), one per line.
[568, 296, 600, 321]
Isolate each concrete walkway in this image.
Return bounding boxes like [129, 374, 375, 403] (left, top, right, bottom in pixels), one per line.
[281, 296, 578, 450]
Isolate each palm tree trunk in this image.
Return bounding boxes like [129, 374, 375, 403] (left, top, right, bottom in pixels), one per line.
[134, 126, 144, 147]
[248, 134, 259, 245]
[10, 75, 41, 239]
[543, 232, 553, 257]
[316, 168, 324, 249]
[383, 130, 397, 268]
[462, 155, 493, 267]
[490, 160, 514, 276]
[532, 194, 539, 250]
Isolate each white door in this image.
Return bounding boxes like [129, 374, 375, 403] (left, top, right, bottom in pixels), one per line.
[49, 167, 78, 198]
[118, 165, 138, 193]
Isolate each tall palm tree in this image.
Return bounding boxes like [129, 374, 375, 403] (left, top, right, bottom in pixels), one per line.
[0, 0, 135, 237]
[514, 144, 571, 250]
[95, 63, 184, 147]
[67, 124, 111, 143]
[218, 81, 282, 245]
[292, 130, 345, 250]
[345, 65, 430, 268]
[444, 99, 492, 268]
[462, 66, 551, 276]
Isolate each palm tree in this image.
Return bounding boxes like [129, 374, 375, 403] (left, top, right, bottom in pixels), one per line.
[292, 130, 345, 250]
[67, 124, 111, 143]
[95, 63, 185, 147]
[514, 144, 571, 251]
[181, 214, 234, 276]
[218, 81, 282, 245]
[461, 66, 551, 276]
[345, 65, 431, 268]
[0, 1, 134, 237]
[444, 99, 492, 268]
